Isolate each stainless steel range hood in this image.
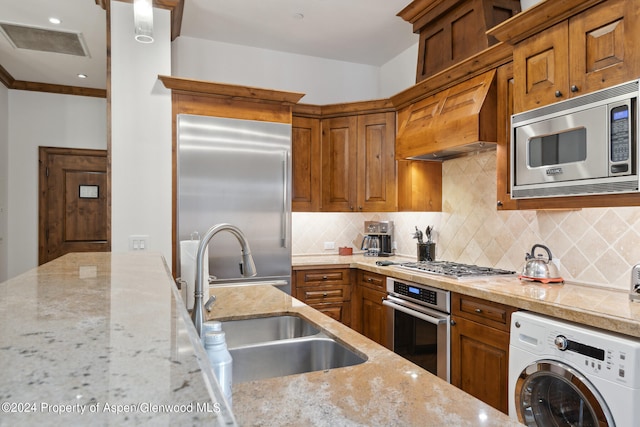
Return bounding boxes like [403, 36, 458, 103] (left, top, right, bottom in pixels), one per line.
[395, 70, 497, 161]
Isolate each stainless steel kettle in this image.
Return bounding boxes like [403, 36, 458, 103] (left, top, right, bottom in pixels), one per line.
[520, 244, 564, 284]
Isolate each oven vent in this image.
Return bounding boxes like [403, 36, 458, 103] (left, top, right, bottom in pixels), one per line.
[0, 22, 90, 57]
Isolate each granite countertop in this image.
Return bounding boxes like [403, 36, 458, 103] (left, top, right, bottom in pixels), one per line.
[0, 252, 235, 427]
[292, 254, 640, 339]
[206, 285, 520, 427]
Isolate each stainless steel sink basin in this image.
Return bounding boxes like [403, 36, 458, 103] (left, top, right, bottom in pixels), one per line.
[229, 336, 367, 384]
[220, 315, 320, 348]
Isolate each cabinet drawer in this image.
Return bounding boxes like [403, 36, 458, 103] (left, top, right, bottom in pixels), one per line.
[311, 302, 351, 326]
[357, 270, 386, 291]
[452, 293, 516, 332]
[296, 268, 350, 286]
[298, 285, 351, 304]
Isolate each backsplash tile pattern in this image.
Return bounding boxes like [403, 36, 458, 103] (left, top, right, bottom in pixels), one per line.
[292, 150, 639, 291]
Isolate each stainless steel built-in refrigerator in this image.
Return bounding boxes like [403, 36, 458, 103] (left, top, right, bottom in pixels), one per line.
[177, 114, 292, 294]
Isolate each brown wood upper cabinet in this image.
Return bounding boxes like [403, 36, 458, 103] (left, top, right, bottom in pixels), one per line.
[321, 113, 396, 212]
[292, 116, 321, 211]
[513, 0, 640, 113]
[399, 0, 520, 82]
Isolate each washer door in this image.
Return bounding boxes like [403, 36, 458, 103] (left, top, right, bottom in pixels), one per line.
[515, 359, 615, 427]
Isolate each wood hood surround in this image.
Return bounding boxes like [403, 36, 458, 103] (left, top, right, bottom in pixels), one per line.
[395, 70, 498, 161]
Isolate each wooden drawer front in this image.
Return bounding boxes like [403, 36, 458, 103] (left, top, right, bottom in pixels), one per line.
[312, 302, 351, 326]
[297, 269, 350, 286]
[357, 270, 386, 291]
[299, 285, 350, 304]
[452, 293, 515, 332]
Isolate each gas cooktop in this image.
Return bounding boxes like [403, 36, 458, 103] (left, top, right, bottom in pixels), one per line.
[398, 261, 516, 279]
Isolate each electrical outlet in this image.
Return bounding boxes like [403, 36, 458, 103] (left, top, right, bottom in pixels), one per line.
[324, 241, 335, 250]
[129, 235, 149, 251]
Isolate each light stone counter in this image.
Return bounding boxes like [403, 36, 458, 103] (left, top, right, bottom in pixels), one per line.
[207, 285, 520, 427]
[0, 252, 235, 427]
[293, 254, 640, 339]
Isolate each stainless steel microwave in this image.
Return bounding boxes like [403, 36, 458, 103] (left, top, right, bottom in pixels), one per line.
[511, 79, 639, 199]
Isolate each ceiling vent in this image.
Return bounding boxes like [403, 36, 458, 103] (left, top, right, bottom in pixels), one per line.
[0, 22, 90, 57]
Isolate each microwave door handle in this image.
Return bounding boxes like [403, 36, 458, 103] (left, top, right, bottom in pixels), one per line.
[382, 299, 447, 326]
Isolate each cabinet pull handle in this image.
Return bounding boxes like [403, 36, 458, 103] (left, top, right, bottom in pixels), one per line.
[555, 90, 562, 98]
[570, 85, 579, 93]
[475, 308, 483, 313]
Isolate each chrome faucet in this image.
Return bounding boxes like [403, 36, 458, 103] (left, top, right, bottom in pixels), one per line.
[191, 223, 257, 337]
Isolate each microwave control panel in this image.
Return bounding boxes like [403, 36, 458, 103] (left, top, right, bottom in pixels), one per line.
[610, 103, 632, 174]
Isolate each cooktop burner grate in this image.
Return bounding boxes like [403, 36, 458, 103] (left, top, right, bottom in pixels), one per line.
[399, 261, 516, 279]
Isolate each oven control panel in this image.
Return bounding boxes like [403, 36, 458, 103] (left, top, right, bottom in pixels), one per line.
[386, 278, 450, 313]
[394, 281, 438, 305]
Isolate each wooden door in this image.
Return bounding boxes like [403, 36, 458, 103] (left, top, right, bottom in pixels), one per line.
[496, 61, 518, 210]
[321, 116, 357, 211]
[513, 21, 570, 112]
[569, 0, 640, 95]
[356, 113, 396, 212]
[360, 286, 388, 347]
[291, 116, 321, 211]
[450, 316, 510, 413]
[39, 147, 109, 264]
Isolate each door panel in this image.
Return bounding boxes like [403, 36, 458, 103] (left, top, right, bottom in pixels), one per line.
[39, 147, 109, 265]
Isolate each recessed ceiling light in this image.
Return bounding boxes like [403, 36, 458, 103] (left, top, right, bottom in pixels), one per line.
[49, 17, 62, 25]
[77, 73, 87, 79]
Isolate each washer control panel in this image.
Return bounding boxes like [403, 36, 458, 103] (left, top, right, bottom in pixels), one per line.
[511, 312, 640, 387]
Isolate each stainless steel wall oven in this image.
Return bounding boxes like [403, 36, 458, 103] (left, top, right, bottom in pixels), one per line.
[383, 277, 451, 382]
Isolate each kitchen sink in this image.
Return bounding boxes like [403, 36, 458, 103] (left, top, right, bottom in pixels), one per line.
[219, 315, 320, 348]
[229, 336, 367, 384]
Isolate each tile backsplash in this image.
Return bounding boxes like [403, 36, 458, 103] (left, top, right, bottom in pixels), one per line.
[292, 150, 640, 291]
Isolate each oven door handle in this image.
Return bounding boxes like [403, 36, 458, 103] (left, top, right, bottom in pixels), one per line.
[382, 298, 447, 326]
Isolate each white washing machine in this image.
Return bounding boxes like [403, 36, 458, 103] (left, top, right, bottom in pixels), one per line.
[509, 311, 640, 426]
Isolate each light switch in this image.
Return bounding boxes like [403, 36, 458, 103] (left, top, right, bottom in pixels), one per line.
[129, 235, 149, 251]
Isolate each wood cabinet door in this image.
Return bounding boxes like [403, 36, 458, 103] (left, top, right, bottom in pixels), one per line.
[496, 62, 518, 210]
[292, 116, 321, 211]
[513, 21, 570, 112]
[356, 112, 396, 212]
[451, 316, 510, 414]
[569, 0, 640, 96]
[321, 116, 357, 211]
[360, 286, 388, 348]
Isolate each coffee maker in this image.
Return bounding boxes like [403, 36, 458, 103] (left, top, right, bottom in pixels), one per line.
[361, 221, 393, 257]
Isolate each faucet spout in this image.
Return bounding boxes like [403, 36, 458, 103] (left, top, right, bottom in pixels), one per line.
[191, 223, 257, 337]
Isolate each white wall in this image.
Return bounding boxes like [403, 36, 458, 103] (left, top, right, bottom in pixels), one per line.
[0, 83, 8, 281]
[172, 36, 383, 105]
[6, 91, 106, 278]
[379, 42, 418, 98]
[110, 2, 172, 262]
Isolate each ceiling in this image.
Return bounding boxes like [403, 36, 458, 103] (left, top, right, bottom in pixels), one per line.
[0, 0, 418, 92]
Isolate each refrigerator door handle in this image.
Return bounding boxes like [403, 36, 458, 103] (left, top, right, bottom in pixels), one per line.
[281, 151, 289, 248]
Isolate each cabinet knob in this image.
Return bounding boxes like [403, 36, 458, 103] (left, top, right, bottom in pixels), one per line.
[450, 319, 457, 326]
[367, 278, 373, 282]
[570, 85, 579, 93]
[475, 308, 483, 313]
[555, 90, 563, 98]
[358, 206, 363, 210]
[323, 292, 328, 297]
[497, 200, 503, 207]
[322, 275, 328, 280]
